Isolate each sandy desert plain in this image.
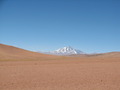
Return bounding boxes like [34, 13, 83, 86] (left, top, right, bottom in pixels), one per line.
[0, 44, 120, 90]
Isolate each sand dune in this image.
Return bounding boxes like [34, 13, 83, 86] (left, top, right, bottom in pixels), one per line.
[0, 44, 120, 90]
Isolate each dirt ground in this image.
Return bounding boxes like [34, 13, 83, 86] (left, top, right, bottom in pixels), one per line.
[0, 58, 120, 90]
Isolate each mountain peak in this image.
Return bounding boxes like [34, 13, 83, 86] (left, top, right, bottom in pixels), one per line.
[56, 46, 75, 52]
[45, 46, 84, 55]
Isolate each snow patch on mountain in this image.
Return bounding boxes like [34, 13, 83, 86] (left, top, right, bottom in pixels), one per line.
[42, 46, 84, 55]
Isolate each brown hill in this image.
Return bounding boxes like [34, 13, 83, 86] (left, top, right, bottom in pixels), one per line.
[67, 51, 120, 62]
[70, 52, 120, 58]
[0, 43, 120, 61]
[0, 44, 60, 60]
[98, 52, 120, 57]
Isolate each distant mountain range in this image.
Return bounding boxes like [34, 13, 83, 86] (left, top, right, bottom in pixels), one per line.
[40, 46, 84, 55]
[0, 44, 120, 61]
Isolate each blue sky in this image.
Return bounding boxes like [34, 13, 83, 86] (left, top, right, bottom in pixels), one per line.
[0, 0, 120, 53]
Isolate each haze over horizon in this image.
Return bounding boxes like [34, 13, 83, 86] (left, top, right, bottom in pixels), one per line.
[0, 0, 120, 53]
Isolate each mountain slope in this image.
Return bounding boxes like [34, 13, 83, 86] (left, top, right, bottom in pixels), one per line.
[70, 52, 120, 58]
[0, 44, 59, 60]
[45, 46, 84, 55]
[0, 44, 120, 61]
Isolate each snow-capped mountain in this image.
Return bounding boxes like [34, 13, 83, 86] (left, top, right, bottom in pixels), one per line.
[44, 46, 84, 55]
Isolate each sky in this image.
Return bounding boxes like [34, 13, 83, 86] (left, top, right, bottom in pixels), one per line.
[0, 0, 120, 53]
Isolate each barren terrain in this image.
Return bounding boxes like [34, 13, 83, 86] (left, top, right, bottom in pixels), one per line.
[0, 44, 120, 90]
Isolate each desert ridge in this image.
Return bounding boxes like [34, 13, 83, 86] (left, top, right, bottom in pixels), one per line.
[0, 44, 61, 61]
[0, 44, 120, 90]
[0, 43, 120, 61]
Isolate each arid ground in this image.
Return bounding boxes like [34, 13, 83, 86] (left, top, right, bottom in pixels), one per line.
[0, 44, 120, 90]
